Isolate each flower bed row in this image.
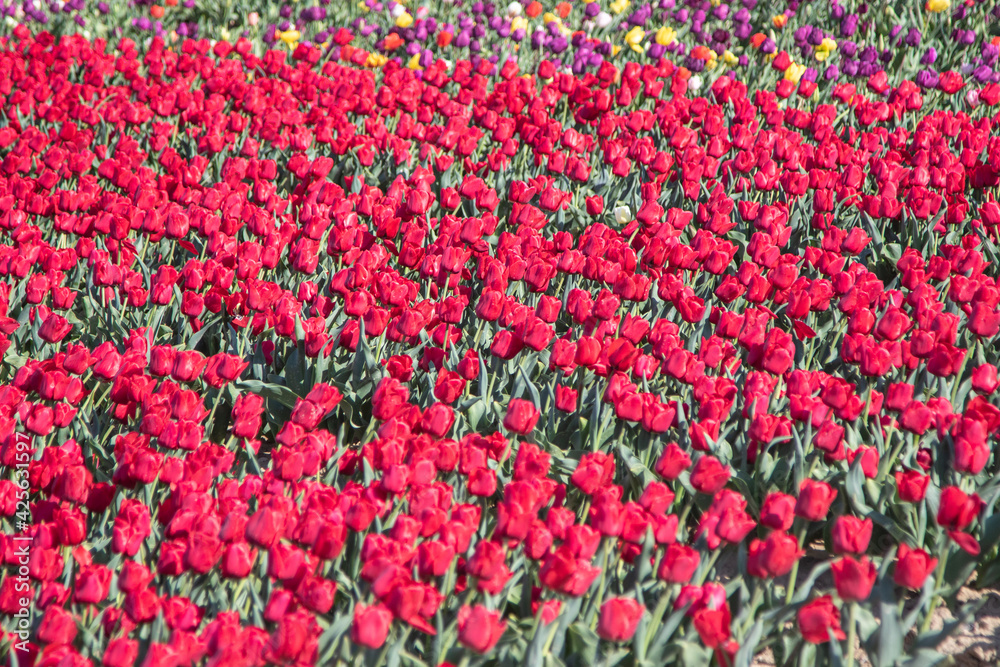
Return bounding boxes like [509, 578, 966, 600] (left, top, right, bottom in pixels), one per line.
[0, 23, 1000, 667]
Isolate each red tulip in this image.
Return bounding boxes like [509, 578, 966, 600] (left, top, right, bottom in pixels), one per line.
[503, 398, 540, 435]
[937, 486, 984, 531]
[597, 597, 644, 642]
[798, 596, 846, 644]
[831, 556, 877, 602]
[457, 605, 506, 653]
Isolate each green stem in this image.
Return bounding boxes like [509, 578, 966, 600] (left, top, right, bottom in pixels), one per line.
[642, 584, 676, 655]
[588, 537, 614, 624]
[920, 547, 950, 633]
[785, 523, 810, 604]
[742, 585, 764, 634]
[695, 548, 722, 586]
[845, 602, 858, 667]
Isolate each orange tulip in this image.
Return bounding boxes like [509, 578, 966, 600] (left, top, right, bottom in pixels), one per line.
[437, 31, 453, 47]
[150, 5, 164, 18]
[525, 1, 543, 18]
[691, 45, 712, 60]
[383, 33, 404, 51]
[556, 2, 571, 18]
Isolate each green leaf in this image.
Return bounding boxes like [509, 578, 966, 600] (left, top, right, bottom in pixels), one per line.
[618, 443, 656, 487]
[875, 576, 903, 667]
[847, 455, 873, 515]
[868, 510, 916, 547]
[734, 620, 763, 667]
[899, 649, 946, 667]
[565, 622, 599, 667]
[236, 379, 300, 409]
[676, 640, 712, 667]
[646, 606, 690, 662]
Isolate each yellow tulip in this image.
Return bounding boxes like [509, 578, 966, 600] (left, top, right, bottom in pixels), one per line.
[395, 12, 413, 28]
[407, 53, 422, 70]
[543, 12, 558, 24]
[366, 53, 388, 67]
[925, 0, 949, 12]
[511, 16, 527, 31]
[814, 37, 837, 61]
[784, 62, 806, 84]
[610, 0, 629, 14]
[279, 30, 300, 45]
[655, 26, 676, 46]
[722, 50, 738, 65]
[624, 26, 645, 53]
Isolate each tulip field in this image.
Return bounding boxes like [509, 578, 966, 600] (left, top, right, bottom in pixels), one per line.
[2, 0, 1000, 666]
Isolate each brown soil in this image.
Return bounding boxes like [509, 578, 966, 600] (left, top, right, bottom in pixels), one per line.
[749, 587, 1000, 666]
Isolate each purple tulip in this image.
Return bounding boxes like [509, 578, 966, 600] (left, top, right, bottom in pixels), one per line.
[915, 69, 939, 89]
[840, 14, 858, 37]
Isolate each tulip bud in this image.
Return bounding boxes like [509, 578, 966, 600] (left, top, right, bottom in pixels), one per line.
[613, 205, 632, 225]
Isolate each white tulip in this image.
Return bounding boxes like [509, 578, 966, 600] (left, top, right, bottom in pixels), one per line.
[613, 206, 632, 224]
[595, 11, 613, 28]
[507, 2, 522, 17]
[688, 75, 703, 92]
